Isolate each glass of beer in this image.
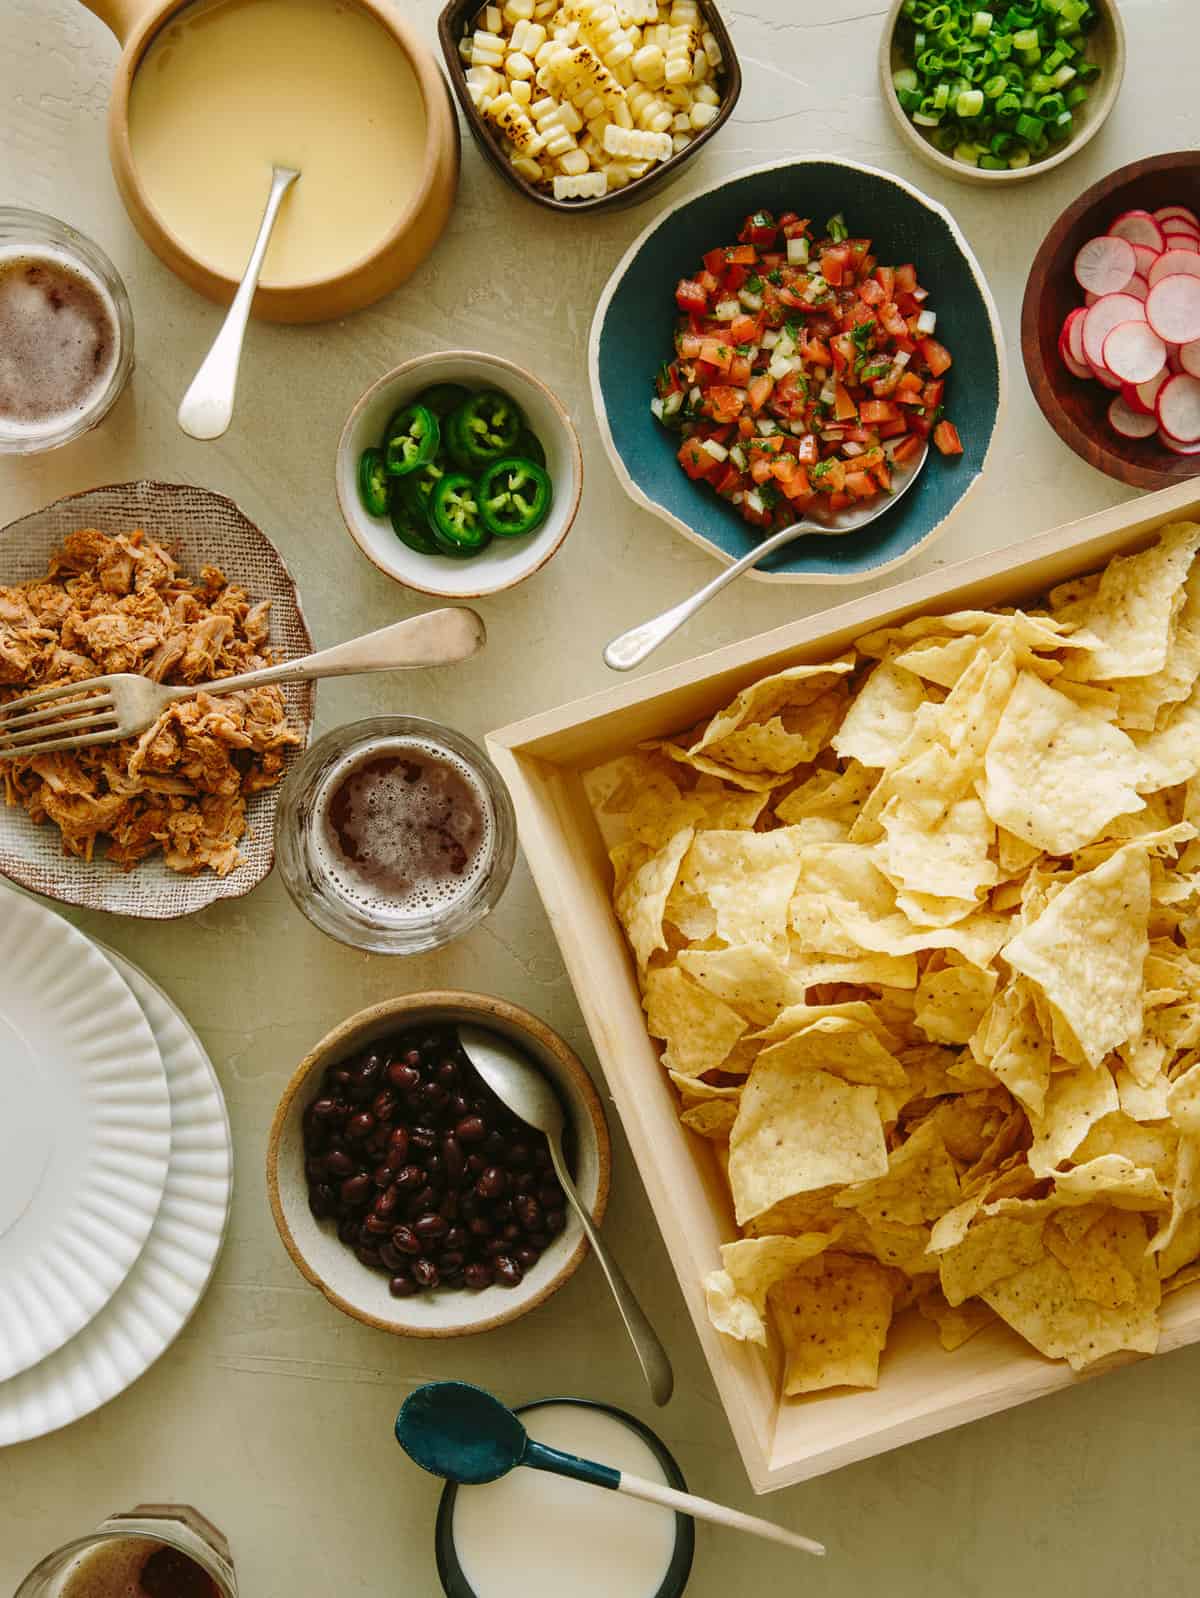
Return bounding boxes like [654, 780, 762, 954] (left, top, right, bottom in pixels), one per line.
[0, 208, 135, 454]
[15, 1503, 236, 1597]
[276, 715, 517, 953]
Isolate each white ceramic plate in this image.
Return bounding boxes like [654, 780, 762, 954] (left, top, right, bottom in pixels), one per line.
[0, 892, 170, 1381]
[0, 947, 233, 1446]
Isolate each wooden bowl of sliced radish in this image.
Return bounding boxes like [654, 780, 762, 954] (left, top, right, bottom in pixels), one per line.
[1022, 151, 1200, 488]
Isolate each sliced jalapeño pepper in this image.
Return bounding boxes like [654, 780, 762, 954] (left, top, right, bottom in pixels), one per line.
[385, 403, 440, 476]
[446, 389, 523, 470]
[428, 473, 491, 558]
[357, 446, 391, 518]
[415, 381, 471, 418]
[515, 427, 546, 468]
[397, 459, 445, 522]
[390, 495, 441, 556]
[477, 456, 552, 538]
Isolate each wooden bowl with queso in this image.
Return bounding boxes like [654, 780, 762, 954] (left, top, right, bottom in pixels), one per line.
[79, 0, 459, 322]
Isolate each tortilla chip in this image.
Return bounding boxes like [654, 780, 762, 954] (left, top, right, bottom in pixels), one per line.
[1054, 1155, 1169, 1210]
[769, 1253, 897, 1393]
[834, 1117, 960, 1227]
[1028, 1063, 1120, 1179]
[729, 1063, 887, 1224]
[701, 691, 846, 775]
[615, 826, 694, 968]
[773, 762, 875, 829]
[982, 1223, 1160, 1370]
[934, 1213, 1048, 1306]
[981, 671, 1150, 854]
[680, 1100, 740, 1140]
[676, 943, 806, 1024]
[1043, 1209, 1146, 1307]
[650, 738, 786, 792]
[1167, 1059, 1200, 1133]
[691, 661, 854, 755]
[916, 964, 998, 1045]
[832, 659, 924, 768]
[683, 829, 803, 955]
[877, 793, 999, 903]
[755, 1016, 907, 1088]
[643, 965, 747, 1076]
[1074, 522, 1200, 680]
[918, 1287, 999, 1351]
[1005, 846, 1150, 1069]
[703, 1232, 840, 1345]
[1110, 562, 1200, 730]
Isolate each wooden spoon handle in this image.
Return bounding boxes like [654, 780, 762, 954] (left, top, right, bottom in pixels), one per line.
[617, 1471, 826, 1557]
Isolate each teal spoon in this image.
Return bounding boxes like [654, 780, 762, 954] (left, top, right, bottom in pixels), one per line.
[395, 1381, 825, 1557]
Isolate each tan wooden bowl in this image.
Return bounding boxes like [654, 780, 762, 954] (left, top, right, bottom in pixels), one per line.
[878, 0, 1125, 186]
[267, 993, 611, 1338]
[79, 0, 459, 323]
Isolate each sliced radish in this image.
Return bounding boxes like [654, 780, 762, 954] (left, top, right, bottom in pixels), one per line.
[1155, 205, 1200, 229]
[1168, 344, 1184, 374]
[1157, 374, 1200, 443]
[1059, 309, 1092, 378]
[1067, 306, 1089, 368]
[1133, 243, 1161, 278]
[1108, 394, 1159, 438]
[1126, 276, 1150, 303]
[1180, 340, 1200, 379]
[1147, 274, 1200, 343]
[1122, 380, 1153, 415]
[1136, 368, 1170, 412]
[1075, 234, 1136, 296]
[1088, 358, 1124, 390]
[1161, 430, 1200, 455]
[1163, 220, 1200, 238]
[1164, 235, 1200, 255]
[1148, 250, 1200, 287]
[1083, 293, 1148, 369]
[1103, 320, 1167, 383]
[1108, 210, 1166, 252]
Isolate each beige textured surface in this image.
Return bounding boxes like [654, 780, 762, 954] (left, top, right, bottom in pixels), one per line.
[3, 0, 1200, 1591]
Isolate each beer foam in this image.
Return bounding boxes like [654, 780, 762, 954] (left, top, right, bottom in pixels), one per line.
[56, 1537, 156, 1598]
[0, 247, 120, 442]
[312, 737, 493, 923]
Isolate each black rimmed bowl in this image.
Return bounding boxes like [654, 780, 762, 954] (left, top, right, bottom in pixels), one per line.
[434, 1398, 695, 1597]
[436, 0, 741, 213]
[589, 156, 1005, 585]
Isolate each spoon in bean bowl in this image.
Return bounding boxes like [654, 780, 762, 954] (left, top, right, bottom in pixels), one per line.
[457, 1024, 674, 1408]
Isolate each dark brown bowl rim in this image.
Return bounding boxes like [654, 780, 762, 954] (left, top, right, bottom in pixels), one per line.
[1020, 149, 1200, 491]
[436, 0, 742, 213]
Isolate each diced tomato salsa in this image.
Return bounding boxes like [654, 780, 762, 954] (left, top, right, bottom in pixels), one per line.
[652, 209, 963, 533]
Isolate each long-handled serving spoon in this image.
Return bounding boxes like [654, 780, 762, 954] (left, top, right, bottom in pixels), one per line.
[604, 442, 929, 672]
[177, 163, 300, 440]
[396, 1381, 826, 1557]
[457, 1024, 674, 1408]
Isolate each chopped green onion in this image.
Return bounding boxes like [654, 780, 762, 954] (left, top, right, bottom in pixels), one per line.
[826, 213, 848, 243]
[956, 87, 984, 115]
[893, 66, 920, 93]
[1015, 109, 1044, 139]
[971, 8, 993, 33]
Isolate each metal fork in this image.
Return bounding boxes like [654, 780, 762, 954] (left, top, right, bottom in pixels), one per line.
[0, 606, 486, 760]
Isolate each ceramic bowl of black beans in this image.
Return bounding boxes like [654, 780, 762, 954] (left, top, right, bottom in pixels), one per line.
[267, 992, 611, 1337]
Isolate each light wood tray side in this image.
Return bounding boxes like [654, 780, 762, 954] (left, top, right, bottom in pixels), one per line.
[489, 478, 1200, 1492]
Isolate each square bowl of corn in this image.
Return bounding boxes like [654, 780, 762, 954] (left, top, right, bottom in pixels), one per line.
[437, 0, 741, 211]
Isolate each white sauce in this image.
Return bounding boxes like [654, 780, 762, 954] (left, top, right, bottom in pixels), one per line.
[128, 0, 427, 287]
[450, 1404, 680, 1598]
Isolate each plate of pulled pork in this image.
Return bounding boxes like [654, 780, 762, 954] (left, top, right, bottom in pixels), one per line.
[0, 481, 313, 917]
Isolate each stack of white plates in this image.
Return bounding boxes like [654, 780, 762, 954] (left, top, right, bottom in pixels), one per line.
[0, 884, 233, 1445]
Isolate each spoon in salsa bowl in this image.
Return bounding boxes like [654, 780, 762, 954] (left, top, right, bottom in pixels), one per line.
[604, 440, 928, 671]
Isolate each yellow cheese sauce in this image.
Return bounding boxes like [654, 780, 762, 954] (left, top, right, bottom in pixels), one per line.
[128, 0, 427, 287]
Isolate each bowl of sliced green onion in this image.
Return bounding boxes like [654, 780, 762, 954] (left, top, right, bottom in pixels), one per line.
[879, 0, 1125, 184]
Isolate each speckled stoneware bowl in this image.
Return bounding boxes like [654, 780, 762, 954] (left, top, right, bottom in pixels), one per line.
[267, 993, 610, 1338]
[589, 156, 1005, 585]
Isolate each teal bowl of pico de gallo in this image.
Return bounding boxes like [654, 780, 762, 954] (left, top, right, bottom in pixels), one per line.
[588, 156, 1005, 584]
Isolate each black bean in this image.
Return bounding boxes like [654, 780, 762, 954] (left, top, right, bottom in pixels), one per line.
[437, 1059, 461, 1089]
[372, 1089, 400, 1123]
[410, 1124, 438, 1152]
[456, 1115, 487, 1145]
[439, 1250, 466, 1273]
[388, 1061, 421, 1092]
[339, 1173, 371, 1207]
[363, 1212, 392, 1238]
[501, 1222, 522, 1243]
[538, 1183, 563, 1208]
[391, 1226, 422, 1256]
[310, 1097, 341, 1123]
[308, 1184, 335, 1220]
[505, 1142, 532, 1170]
[476, 1166, 508, 1200]
[544, 1209, 566, 1235]
[389, 1274, 419, 1298]
[387, 1126, 410, 1163]
[374, 1185, 401, 1220]
[379, 1241, 406, 1272]
[394, 1164, 424, 1193]
[354, 1244, 382, 1268]
[337, 1216, 360, 1246]
[525, 1230, 550, 1250]
[304, 1155, 327, 1183]
[464, 1262, 493, 1290]
[423, 1082, 450, 1113]
[414, 1212, 449, 1244]
[412, 1259, 439, 1290]
[372, 1162, 398, 1189]
[443, 1135, 465, 1187]
[493, 1256, 523, 1288]
[515, 1246, 540, 1271]
[345, 1111, 375, 1143]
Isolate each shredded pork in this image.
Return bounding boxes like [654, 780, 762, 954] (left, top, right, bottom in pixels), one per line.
[0, 527, 302, 875]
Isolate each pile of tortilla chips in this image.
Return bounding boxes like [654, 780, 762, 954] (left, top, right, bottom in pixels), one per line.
[591, 522, 1200, 1397]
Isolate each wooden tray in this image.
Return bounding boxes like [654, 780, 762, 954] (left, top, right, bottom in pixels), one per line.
[487, 479, 1200, 1492]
